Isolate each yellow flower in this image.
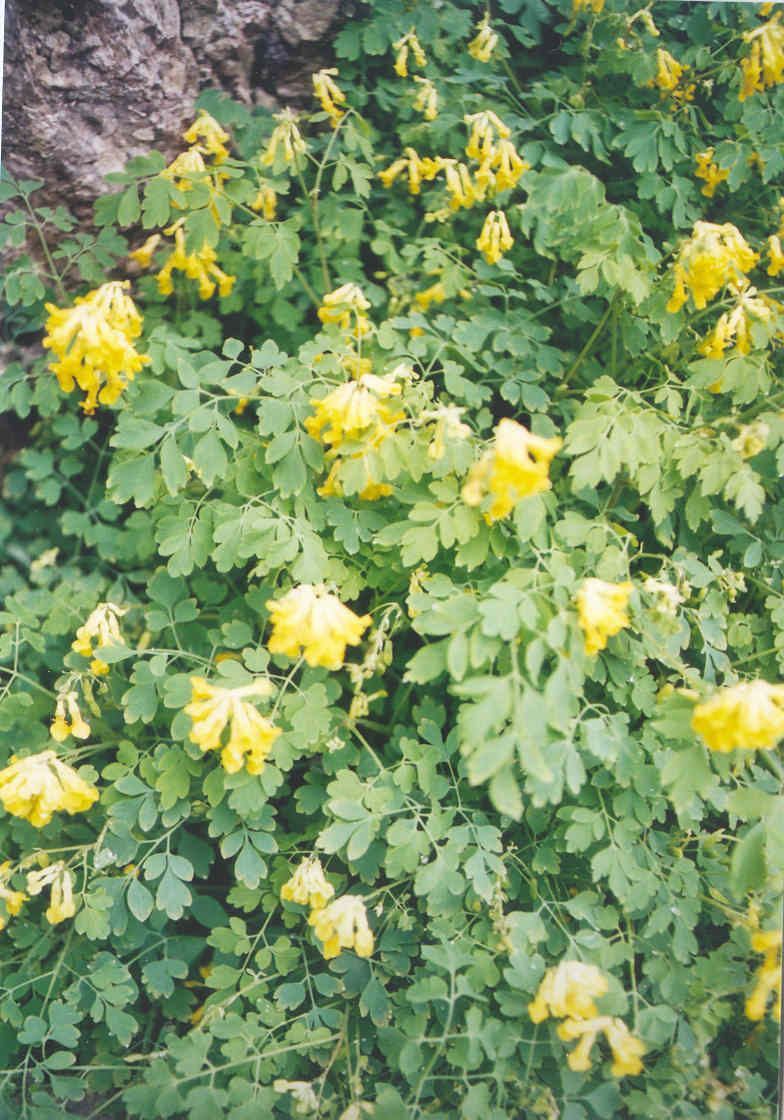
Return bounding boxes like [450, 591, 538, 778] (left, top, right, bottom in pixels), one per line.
[182, 110, 230, 162]
[379, 148, 443, 196]
[393, 28, 427, 77]
[768, 234, 784, 276]
[0, 865, 27, 931]
[694, 149, 729, 198]
[746, 928, 782, 1022]
[573, 0, 604, 13]
[462, 418, 562, 523]
[493, 139, 529, 192]
[443, 161, 480, 210]
[698, 282, 777, 359]
[413, 75, 438, 121]
[575, 579, 633, 656]
[43, 281, 150, 414]
[261, 109, 306, 167]
[251, 183, 277, 221]
[528, 961, 608, 1023]
[317, 282, 372, 336]
[184, 677, 281, 775]
[27, 863, 76, 925]
[477, 210, 514, 265]
[313, 68, 347, 128]
[161, 146, 209, 191]
[666, 222, 757, 312]
[128, 234, 162, 269]
[72, 601, 127, 674]
[649, 48, 693, 105]
[464, 110, 510, 161]
[468, 14, 499, 62]
[305, 373, 402, 450]
[691, 680, 784, 753]
[50, 692, 91, 743]
[740, 12, 784, 101]
[558, 1016, 645, 1077]
[265, 585, 372, 670]
[308, 894, 374, 959]
[423, 404, 471, 460]
[732, 421, 769, 460]
[281, 856, 335, 910]
[156, 223, 235, 301]
[414, 281, 447, 311]
[0, 751, 98, 828]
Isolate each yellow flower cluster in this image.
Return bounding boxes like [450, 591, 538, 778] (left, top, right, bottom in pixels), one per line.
[50, 691, 90, 743]
[0, 864, 27, 932]
[739, 11, 784, 102]
[694, 149, 729, 198]
[576, 579, 633, 656]
[698, 284, 778, 359]
[250, 182, 276, 221]
[261, 109, 307, 167]
[72, 601, 127, 675]
[26, 862, 76, 925]
[156, 221, 235, 300]
[746, 927, 782, 1022]
[393, 28, 427, 77]
[317, 282, 372, 337]
[691, 680, 784, 752]
[306, 372, 402, 450]
[465, 110, 529, 193]
[0, 751, 98, 828]
[468, 14, 499, 62]
[182, 109, 230, 162]
[573, 0, 604, 14]
[265, 585, 372, 670]
[477, 210, 514, 265]
[161, 144, 230, 225]
[281, 855, 335, 910]
[413, 76, 438, 121]
[43, 281, 150, 414]
[666, 222, 757, 313]
[313, 68, 346, 128]
[768, 233, 784, 276]
[647, 49, 695, 107]
[462, 418, 562, 523]
[379, 148, 443, 196]
[185, 678, 281, 774]
[529, 961, 644, 1078]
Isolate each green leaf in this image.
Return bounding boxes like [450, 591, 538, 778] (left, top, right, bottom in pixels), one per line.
[127, 877, 154, 922]
[117, 184, 141, 227]
[730, 822, 767, 897]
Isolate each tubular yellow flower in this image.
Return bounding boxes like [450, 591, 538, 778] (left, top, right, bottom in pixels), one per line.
[72, 601, 127, 674]
[27, 863, 76, 925]
[128, 233, 162, 269]
[576, 579, 633, 656]
[308, 894, 374, 959]
[666, 222, 757, 312]
[413, 75, 438, 121]
[182, 109, 230, 162]
[468, 14, 499, 62]
[50, 692, 91, 743]
[465, 110, 510, 161]
[261, 109, 306, 167]
[313, 68, 347, 128]
[462, 418, 562, 523]
[746, 928, 782, 1022]
[698, 284, 777, 359]
[493, 139, 529, 192]
[528, 961, 608, 1023]
[265, 584, 372, 670]
[443, 161, 479, 210]
[251, 183, 277, 221]
[317, 282, 372, 335]
[185, 677, 280, 775]
[156, 224, 235, 301]
[558, 1016, 645, 1077]
[393, 28, 427, 77]
[161, 146, 209, 191]
[0, 865, 27, 931]
[768, 234, 784, 276]
[43, 281, 150, 414]
[0, 751, 98, 828]
[280, 856, 335, 910]
[477, 210, 514, 265]
[739, 13, 784, 102]
[305, 374, 403, 450]
[414, 280, 447, 311]
[694, 149, 729, 198]
[378, 148, 443, 196]
[573, 0, 604, 13]
[691, 680, 784, 753]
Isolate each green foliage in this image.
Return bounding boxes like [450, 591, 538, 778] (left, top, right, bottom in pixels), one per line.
[2, 1, 784, 1117]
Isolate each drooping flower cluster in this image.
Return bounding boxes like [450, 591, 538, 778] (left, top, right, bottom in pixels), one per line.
[576, 579, 633, 656]
[317, 283, 372, 337]
[393, 28, 427, 77]
[647, 49, 695, 107]
[261, 108, 307, 167]
[745, 926, 782, 1022]
[477, 210, 514, 265]
[694, 149, 729, 199]
[739, 10, 784, 102]
[281, 856, 374, 960]
[698, 284, 778, 359]
[468, 14, 499, 62]
[0, 863, 27, 932]
[250, 181, 277, 221]
[691, 680, 784, 753]
[50, 691, 91, 743]
[462, 418, 562, 523]
[313, 68, 347, 128]
[306, 372, 402, 450]
[155, 221, 235, 301]
[182, 109, 230, 162]
[71, 602, 127, 675]
[185, 678, 281, 774]
[412, 76, 438, 121]
[26, 862, 76, 925]
[43, 281, 150, 414]
[666, 222, 757, 313]
[265, 585, 372, 670]
[529, 961, 644, 1078]
[0, 751, 98, 828]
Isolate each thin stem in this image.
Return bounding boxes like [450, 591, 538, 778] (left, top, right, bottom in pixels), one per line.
[557, 296, 617, 391]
